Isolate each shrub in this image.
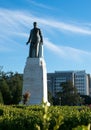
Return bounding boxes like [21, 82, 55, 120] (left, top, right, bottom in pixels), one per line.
[0, 104, 90, 130]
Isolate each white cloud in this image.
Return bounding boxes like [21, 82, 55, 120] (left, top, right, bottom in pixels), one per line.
[0, 8, 91, 58]
[38, 19, 91, 35]
[0, 44, 12, 52]
[44, 38, 65, 56]
[44, 38, 91, 61]
[1, 8, 91, 37]
[27, 0, 53, 10]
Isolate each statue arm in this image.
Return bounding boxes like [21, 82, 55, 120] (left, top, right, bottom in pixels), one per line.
[26, 30, 32, 45]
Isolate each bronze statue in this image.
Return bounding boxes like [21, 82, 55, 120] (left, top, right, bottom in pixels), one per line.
[26, 22, 43, 58]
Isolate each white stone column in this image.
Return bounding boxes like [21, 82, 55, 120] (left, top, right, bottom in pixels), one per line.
[23, 57, 48, 105]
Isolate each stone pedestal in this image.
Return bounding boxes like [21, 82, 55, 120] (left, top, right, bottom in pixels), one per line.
[23, 57, 48, 105]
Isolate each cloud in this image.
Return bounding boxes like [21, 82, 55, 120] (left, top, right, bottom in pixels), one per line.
[44, 38, 65, 56]
[1, 8, 91, 36]
[0, 8, 91, 58]
[38, 19, 91, 35]
[0, 44, 12, 52]
[0, 8, 91, 41]
[27, 0, 53, 10]
[44, 38, 91, 61]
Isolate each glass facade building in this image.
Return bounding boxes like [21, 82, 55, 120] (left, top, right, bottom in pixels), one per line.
[47, 70, 90, 97]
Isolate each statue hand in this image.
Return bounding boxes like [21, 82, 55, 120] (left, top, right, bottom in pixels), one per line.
[26, 42, 29, 45]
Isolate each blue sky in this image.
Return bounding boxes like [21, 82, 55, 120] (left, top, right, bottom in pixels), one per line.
[0, 0, 91, 74]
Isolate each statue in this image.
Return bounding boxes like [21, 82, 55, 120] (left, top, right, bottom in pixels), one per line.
[26, 22, 43, 58]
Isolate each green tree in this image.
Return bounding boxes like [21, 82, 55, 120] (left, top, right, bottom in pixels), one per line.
[80, 95, 91, 105]
[11, 73, 23, 104]
[0, 91, 4, 104]
[5, 72, 23, 104]
[0, 78, 11, 104]
[0, 66, 4, 104]
[48, 91, 53, 105]
[0, 71, 23, 105]
[57, 81, 83, 106]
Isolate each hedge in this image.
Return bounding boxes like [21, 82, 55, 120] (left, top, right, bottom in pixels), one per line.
[0, 104, 91, 130]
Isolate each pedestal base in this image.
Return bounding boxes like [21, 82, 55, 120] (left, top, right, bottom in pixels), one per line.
[23, 57, 48, 105]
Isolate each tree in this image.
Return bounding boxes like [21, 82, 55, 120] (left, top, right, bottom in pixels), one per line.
[57, 81, 83, 106]
[8, 73, 23, 104]
[0, 78, 11, 104]
[0, 91, 4, 104]
[80, 95, 91, 105]
[48, 91, 53, 105]
[0, 71, 23, 105]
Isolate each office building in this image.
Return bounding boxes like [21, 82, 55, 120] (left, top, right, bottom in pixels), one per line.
[47, 70, 90, 97]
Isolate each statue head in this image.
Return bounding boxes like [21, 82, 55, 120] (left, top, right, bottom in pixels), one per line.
[33, 22, 37, 28]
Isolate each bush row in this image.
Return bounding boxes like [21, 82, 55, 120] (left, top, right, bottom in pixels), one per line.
[0, 104, 91, 130]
